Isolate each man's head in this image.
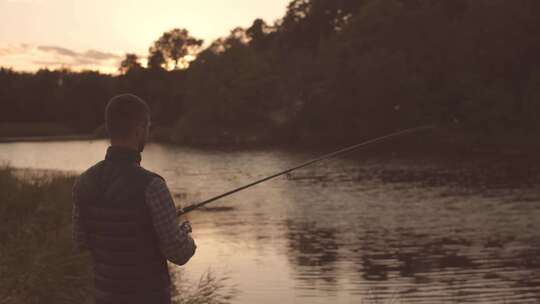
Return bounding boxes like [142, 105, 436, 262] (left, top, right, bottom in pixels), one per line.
[105, 94, 151, 152]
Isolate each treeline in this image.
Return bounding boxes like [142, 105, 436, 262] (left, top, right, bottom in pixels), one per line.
[1, 0, 539, 144]
[0, 69, 185, 134]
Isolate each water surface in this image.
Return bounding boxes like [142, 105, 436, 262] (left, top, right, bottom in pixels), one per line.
[1, 140, 540, 303]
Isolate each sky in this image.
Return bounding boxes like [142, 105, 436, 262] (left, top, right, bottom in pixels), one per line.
[0, 0, 291, 73]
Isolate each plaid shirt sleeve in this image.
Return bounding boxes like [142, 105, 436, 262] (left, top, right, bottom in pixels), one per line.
[145, 177, 196, 266]
[72, 177, 89, 252]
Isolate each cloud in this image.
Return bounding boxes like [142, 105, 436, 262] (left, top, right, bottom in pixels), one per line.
[32, 58, 98, 67]
[84, 50, 121, 61]
[0, 43, 124, 74]
[37, 46, 121, 62]
[0, 43, 32, 56]
[38, 45, 79, 57]
[36, 45, 123, 68]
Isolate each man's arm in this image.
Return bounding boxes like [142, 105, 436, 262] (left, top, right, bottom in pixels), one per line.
[145, 177, 196, 266]
[72, 178, 89, 252]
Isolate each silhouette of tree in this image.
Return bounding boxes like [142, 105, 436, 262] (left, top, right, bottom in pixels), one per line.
[2, 0, 540, 142]
[246, 19, 275, 50]
[148, 47, 166, 71]
[224, 27, 250, 49]
[152, 28, 203, 69]
[118, 54, 143, 74]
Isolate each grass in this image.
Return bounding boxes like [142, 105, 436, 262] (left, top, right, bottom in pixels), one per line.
[171, 269, 237, 304]
[0, 166, 233, 304]
[0, 166, 92, 304]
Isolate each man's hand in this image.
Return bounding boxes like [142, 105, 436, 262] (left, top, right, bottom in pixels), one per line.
[180, 221, 192, 234]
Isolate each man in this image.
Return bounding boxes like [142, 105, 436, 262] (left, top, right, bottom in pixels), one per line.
[72, 93, 196, 304]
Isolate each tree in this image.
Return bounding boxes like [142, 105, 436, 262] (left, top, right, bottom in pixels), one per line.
[224, 27, 250, 49]
[118, 53, 142, 74]
[246, 19, 275, 50]
[147, 47, 166, 71]
[278, 0, 364, 51]
[152, 28, 203, 69]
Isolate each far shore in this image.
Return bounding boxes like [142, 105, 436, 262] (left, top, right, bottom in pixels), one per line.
[0, 134, 97, 143]
[1, 127, 539, 160]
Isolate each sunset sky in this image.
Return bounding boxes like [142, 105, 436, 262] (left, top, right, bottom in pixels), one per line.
[0, 0, 290, 73]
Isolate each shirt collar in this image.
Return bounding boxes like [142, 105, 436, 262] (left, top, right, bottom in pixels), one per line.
[105, 146, 142, 164]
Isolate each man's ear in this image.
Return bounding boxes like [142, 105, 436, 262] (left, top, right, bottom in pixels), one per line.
[133, 125, 143, 140]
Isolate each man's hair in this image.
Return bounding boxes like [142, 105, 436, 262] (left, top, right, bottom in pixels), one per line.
[105, 94, 150, 139]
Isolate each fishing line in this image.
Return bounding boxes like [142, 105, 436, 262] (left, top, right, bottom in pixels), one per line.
[177, 124, 436, 216]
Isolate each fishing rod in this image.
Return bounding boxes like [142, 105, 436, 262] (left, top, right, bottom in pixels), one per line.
[177, 124, 435, 216]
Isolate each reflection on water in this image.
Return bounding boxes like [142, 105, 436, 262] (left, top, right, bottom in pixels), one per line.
[1, 140, 540, 303]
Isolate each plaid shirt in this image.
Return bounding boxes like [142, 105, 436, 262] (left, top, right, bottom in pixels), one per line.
[72, 175, 196, 266]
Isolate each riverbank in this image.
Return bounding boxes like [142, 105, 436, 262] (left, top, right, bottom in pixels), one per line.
[0, 122, 97, 143]
[0, 134, 97, 143]
[0, 122, 76, 138]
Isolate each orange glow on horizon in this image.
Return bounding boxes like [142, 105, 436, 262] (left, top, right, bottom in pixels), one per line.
[0, 0, 291, 73]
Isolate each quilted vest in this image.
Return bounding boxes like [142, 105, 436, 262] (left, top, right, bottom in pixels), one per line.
[77, 146, 170, 304]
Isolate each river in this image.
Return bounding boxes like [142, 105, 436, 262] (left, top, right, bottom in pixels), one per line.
[1, 139, 540, 303]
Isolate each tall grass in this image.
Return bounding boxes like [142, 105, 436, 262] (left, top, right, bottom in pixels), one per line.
[171, 269, 237, 304]
[0, 167, 233, 304]
[0, 167, 92, 304]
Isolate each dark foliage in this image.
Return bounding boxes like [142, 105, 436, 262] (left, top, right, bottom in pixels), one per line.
[1, 0, 539, 144]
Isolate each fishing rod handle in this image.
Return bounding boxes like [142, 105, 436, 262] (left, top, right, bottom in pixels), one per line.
[177, 204, 197, 216]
